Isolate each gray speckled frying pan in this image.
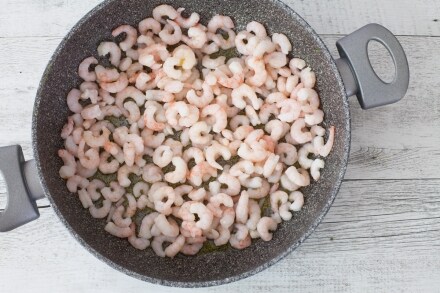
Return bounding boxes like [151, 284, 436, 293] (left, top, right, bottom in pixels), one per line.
[0, 0, 409, 287]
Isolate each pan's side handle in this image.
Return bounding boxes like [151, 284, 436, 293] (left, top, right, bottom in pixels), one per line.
[335, 23, 410, 109]
[0, 145, 45, 232]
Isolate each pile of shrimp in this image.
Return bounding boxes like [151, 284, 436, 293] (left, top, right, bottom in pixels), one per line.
[58, 4, 335, 257]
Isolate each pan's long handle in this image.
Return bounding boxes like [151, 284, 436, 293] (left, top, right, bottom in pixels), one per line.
[335, 23, 410, 109]
[0, 145, 45, 232]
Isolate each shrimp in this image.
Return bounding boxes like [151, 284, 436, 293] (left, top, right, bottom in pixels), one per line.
[205, 141, 231, 170]
[182, 26, 207, 49]
[152, 4, 178, 24]
[175, 7, 200, 28]
[164, 138, 183, 157]
[141, 128, 165, 149]
[164, 157, 188, 184]
[112, 25, 137, 51]
[202, 55, 225, 69]
[188, 161, 217, 186]
[310, 158, 325, 181]
[190, 202, 214, 230]
[105, 222, 132, 238]
[276, 143, 298, 165]
[66, 175, 89, 193]
[252, 37, 276, 58]
[231, 83, 262, 110]
[237, 142, 267, 162]
[58, 149, 76, 179]
[298, 143, 315, 169]
[277, 99, 301, 122]
[270, 190, 288, 215]
[290, 118, 312, 144]
[266, 91, 287, 104]
[138, 17, 161, 35]
[77, 140, 100, 170]
[235, 191, 250, 224]
[83, 127, 110, 148]
[138, 44, 169, 67]
[229, 160, 254, 178]
[97, 42, 121, 67]
[245, 56, 267, 87]
[246, 199, 261, 230]
[99, 151, 119, 174]
[128, 224, 150, 250]
[80, 104, 102, 120]
[188, 188, 206, 201]
[214, 226, 231, 246]
[285, 166, 310, 187]
[151, 235, 176, 257]
[180, 242, 203, 255]
[142, 164, 163, 183]
[258, 103, 279, 124]
[76, 161, 97, 178]
[311, 125, 326, 137]
[183, 147, 205, 164]
[217, 172, 241, 196]
[235, 31, 254, 55]
[144, 101, 166, 131]
[229, 115, 250, 131]
[100, 72, 129, 93]
[179, 105, 199, 127]
[229, 234, 251, 250]
[165, 101, 189, 127]
[272, 33, 291, 54]
[159, 20, 182, 45]
[174, 185, 193, 207]
[117, 164, 140, 187]
[114, 81, 146, 108]
[188, 121, 212, 145]
[280, 174, 300, 192]
[263, 153, 280, 178]
[246, 21, 267, 38]
[78, 57, 98, 82]
[112, 205, 132, 227]
[297, 88, 320, 114]
[289, 191, 304, 211]
[138, 212, 159, 239]
[89, 199, 112, 219]
[313, 126, 335, 157]
[207, 15, 234, 33]
[264, 52, 288, 68]
[257, 217, 277, 241]
[186, 82, 214, 108]
[151, 186, 175, 215]
[300, 67, 316, 88]
[154, 214, 179, 237]
[264, 119, 284, 142]
[123, 101, 141, 124]
[153, 145, 173, 168]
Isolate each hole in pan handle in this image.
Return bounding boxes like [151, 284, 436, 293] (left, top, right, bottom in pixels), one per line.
[0, 145, 45, 232]
[334, 23, 410, 109]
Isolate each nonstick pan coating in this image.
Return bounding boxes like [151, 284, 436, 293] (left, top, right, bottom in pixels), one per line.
[32, 0, 350, 287]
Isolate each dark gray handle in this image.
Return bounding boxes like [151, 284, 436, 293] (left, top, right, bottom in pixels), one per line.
[0, 145, 45, 232]
[335, 23, 410, 109]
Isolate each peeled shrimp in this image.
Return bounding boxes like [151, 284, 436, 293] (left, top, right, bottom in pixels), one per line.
[78, 57, 98, 82]
[205, 141, 231, 170]
[164, 157, 188, 184]
[112, 25, 137, 51]
[256, 217, 277, 241]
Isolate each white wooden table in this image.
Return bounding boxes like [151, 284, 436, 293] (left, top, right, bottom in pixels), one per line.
[1, 1, 439, 292]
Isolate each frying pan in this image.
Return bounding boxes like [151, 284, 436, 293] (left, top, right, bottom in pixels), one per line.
[0, 0, 409, 287]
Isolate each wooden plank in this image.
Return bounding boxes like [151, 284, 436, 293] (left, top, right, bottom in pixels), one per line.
[0, 35, 438, 182]
[0, 179, 439, 292]
[0, 0, 439, 38]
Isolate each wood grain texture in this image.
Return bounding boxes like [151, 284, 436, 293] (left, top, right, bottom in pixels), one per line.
[0, 0, 439, 37]
[1, 180, 439, 292]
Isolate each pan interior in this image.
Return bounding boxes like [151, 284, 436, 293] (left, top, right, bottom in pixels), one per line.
[33, 0, 349, 287]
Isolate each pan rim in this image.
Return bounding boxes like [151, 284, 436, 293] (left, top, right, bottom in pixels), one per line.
[32, 0, 351, 287]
